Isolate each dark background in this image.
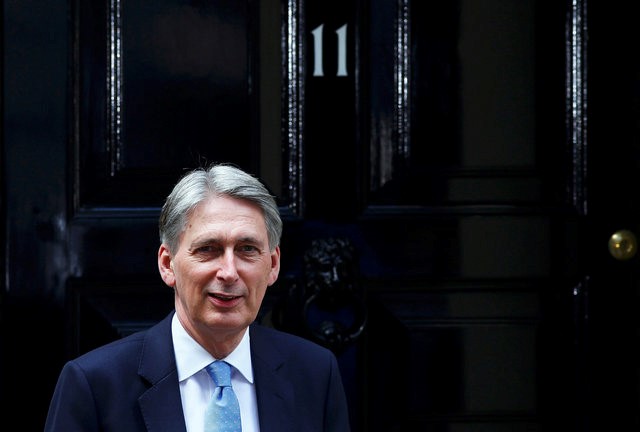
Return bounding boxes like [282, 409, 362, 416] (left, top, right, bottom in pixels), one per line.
[2, 0, 639, 430]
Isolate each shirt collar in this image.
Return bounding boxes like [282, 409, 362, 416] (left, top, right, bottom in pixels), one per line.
[171, 313, 254, 384]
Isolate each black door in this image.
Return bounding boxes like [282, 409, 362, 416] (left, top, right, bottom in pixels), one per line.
[2, 0, 638, 430]
[584, 2, 640, 429]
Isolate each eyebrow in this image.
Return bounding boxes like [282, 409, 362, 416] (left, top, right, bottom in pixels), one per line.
[190, 235, 263, 250]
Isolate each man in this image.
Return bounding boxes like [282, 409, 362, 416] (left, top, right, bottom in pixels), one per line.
[45, 163, 351, 431]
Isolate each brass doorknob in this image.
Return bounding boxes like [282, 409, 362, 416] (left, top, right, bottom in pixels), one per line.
[608, 229, 637, 261]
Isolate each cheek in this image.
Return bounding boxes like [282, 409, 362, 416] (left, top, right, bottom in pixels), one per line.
[172, 261, 199, 288]
[176, 267, 206, 288]
[243, 268, 270, 296]
[250, 286, 268, 308]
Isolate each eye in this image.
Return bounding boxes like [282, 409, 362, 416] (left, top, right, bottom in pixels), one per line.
[236, 243, 263, 257]
[193, 244, 222, 257]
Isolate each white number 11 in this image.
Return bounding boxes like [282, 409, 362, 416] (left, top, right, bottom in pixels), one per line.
[311, 23, 348, 77]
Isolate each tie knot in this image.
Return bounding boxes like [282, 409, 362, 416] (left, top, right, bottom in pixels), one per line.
[206, 361, 232, 387]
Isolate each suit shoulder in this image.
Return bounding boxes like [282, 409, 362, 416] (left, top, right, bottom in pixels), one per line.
[69, 311, 173, 370]
[70, 328, 147, 370]
[250, 323, 335, 358]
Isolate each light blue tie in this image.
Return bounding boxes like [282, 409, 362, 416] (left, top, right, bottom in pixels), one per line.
[204, 361, 242, 432]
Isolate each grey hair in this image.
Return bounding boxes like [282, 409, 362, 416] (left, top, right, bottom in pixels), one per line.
[159, 163, 282, 254]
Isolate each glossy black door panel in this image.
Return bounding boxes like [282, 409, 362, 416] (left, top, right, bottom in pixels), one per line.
[4, 0, 638, 430]
[76, 0, 255, 208]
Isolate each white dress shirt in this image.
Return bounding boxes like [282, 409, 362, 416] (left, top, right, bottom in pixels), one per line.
[172, 313, 260, 432]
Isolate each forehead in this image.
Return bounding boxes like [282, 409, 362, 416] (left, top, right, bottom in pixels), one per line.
[185, 194, 267, 236]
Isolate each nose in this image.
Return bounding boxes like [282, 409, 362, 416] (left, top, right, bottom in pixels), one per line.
[216, 249, 239, 282]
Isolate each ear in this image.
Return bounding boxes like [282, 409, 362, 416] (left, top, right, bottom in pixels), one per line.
[158, 244, 176, 287]
[267, 246, 281, 287]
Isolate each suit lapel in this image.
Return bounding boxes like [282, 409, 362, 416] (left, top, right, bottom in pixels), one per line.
[137, 312, 187, 432]
[250, 325, 297, 431]
[131, 316, 299, 431]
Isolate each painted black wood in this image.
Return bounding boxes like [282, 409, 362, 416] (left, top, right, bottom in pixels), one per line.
[2, 0, 639, 431]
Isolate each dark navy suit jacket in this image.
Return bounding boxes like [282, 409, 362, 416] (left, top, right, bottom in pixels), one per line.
[44, 311, 351, 431]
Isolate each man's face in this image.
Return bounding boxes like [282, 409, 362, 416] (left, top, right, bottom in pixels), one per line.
[158, 194, 280, 346]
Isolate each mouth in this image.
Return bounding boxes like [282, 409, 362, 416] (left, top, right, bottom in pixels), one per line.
[208, 292, 241, 304]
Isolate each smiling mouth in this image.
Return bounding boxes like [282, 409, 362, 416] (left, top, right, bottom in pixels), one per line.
[209, 293, 240, 302]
